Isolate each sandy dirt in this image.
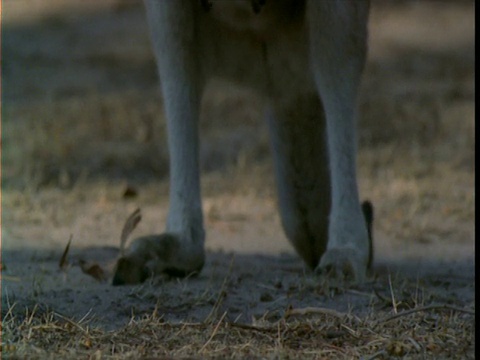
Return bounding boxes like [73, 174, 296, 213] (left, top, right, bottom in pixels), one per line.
[1, 0, 475, 356]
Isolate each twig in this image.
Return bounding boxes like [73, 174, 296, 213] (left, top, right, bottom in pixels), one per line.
[388, 273, 398, 314]
[204, 255, 235, 324]
[53, 312, 88, 334]
[77, 308, 94, 325]
[380, 304, 475, 323]
[200, 311, 227, 353]
[3, 300, 17, 323]
[25, 304, 39, 326]
[227, 322, 276, 333]
[59, 234, 73, 271]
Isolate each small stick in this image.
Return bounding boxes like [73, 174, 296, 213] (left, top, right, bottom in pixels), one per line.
[200, 311, 227, 353]
[59, 234, 73, 271]
[204, 255, 235, 323]
[227, 322, 275, 333]
[53, 312, 88, 334]
[380, 304, 475, 323]
[388, 274, 398, 314]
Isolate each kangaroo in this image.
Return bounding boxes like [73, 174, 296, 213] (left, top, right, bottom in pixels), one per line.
[113, 0, 371, 285]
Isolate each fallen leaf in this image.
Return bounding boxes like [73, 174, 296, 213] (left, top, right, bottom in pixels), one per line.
[79, 259, 108, 282]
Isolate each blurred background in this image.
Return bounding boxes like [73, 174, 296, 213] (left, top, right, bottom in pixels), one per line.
[1, 0, 475, 263]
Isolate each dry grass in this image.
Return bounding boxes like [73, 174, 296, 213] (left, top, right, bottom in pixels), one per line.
[2, 291, 475, 359]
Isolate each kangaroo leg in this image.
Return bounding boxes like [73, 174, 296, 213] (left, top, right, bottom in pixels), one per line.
[267, 93, 331, 270]
[114, 1, 205, 284]
[307, 1, 370, 282]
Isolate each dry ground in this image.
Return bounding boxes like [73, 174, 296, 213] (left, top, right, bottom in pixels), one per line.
[1, 0, 475, 358]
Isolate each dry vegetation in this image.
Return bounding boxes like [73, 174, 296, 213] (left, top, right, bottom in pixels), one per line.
[1, 0, 475, 358]
[2, 300, 475, 359]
